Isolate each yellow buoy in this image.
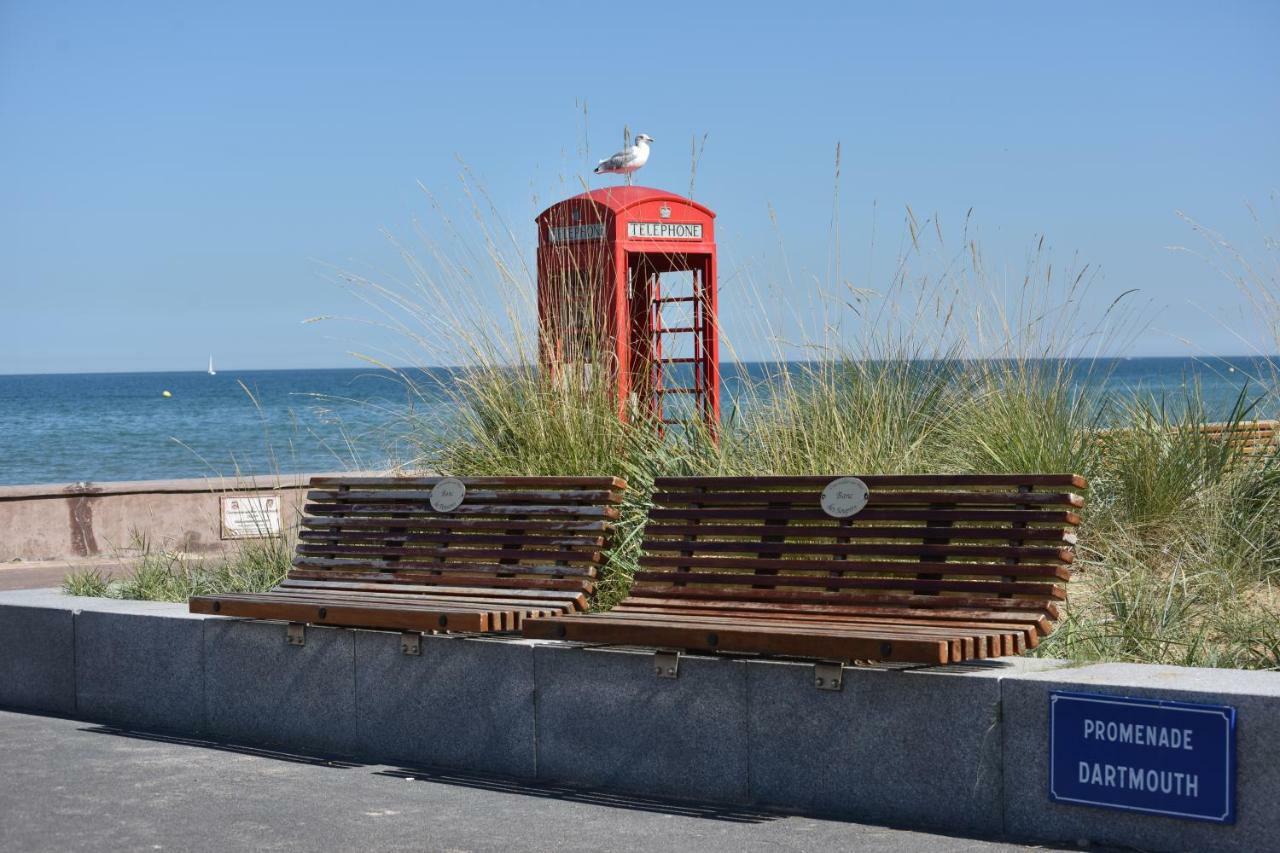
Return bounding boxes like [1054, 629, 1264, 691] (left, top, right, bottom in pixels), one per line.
[162, 390, 172, 398]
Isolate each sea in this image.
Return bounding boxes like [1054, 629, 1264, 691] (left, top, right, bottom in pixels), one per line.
[1, 357, 1276, 487]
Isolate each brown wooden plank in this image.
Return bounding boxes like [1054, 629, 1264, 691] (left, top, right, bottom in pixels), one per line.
[309, 475, 628, 490]
[298, 529, 606, 548]
[642, 539, 1073, 563]
[286, 567, 592, 593]
[593, 608, 1032, 644]
[617, 595, 1052, 630]
[307, 488, 624, 504]
[643, 523, 1077, 544]
[304, 503, 621, 520]
[647, 507, 1082, 525]
[279, 577, 587, 606]
[295, 544, 604, 566]
[265, 590, 575, 616]
[301, 516, 612, 534]
[630, 584, 1061, 615]
[292, 556, 598, 577]
[190, 595, 492, 632]
[522, 614, 953, 664]
[654, 474, 1087, 489]
[633, 571, 1066, 598]
[637, 555, 1070, 580]
[656, 490, 1085, 507]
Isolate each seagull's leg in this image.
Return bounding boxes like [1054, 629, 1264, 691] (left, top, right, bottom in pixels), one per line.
[626, 173, 633, 187]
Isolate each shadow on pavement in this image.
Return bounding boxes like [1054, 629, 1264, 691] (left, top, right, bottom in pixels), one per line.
[376, 767, 781, 824]
[79, 725, 365, 769]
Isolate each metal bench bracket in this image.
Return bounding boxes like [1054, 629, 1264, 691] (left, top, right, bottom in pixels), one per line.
[400, 632, 422, 656]
[286, 622, 306, 647]
[814, 661, 844, 691]
[654, 651, 680, 679]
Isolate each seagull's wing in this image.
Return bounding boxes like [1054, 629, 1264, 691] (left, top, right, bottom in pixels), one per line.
[595, 146, 638, 171]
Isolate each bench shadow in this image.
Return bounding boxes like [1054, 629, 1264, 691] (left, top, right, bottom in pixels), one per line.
[78, 725, 365, 769]
[376, 766, 780, 824]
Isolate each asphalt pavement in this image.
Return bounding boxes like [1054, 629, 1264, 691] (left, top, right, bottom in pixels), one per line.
[0, 710, 1099, 853]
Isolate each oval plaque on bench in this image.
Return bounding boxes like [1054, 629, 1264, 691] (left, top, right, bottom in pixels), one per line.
[430, 477, 466, 512]
[820, 477, 868, 518]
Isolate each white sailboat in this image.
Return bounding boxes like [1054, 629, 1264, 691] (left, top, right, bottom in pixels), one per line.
[207, 356, 216, 376]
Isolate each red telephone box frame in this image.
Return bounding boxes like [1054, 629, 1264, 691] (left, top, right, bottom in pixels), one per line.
[536, 186, 720, 431]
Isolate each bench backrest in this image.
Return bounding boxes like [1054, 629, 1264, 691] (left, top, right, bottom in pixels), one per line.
[1199, 420, 1278, 456]
[293, 476, 627, 610]
[635, 474, 1085, 624]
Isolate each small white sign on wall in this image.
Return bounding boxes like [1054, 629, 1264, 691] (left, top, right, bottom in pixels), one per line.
[221, 495, 282, 539]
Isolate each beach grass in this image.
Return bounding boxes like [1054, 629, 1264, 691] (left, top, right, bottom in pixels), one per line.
[63, 535, 291, 603]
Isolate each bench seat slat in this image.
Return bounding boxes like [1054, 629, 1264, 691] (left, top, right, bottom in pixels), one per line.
[598, 608, 1034, 648]
[191, 594, 496, 632]
[523, 615, 954, 664]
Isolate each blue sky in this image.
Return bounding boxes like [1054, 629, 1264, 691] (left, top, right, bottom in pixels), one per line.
[2, 1, 1277, 373]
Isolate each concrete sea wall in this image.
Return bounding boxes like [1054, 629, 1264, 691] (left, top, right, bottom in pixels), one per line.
[0, 474, 343, 561]
[1, 588, 1277, 852]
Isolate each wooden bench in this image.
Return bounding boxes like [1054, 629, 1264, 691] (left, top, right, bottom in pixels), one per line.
[522, 474, 1086, 666]
[189, 475, 627, 635]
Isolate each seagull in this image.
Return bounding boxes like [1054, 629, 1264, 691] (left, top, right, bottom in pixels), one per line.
[594, 134, 654, 185]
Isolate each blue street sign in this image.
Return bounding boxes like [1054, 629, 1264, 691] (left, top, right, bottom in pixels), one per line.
[1049, 691, 1236, 824]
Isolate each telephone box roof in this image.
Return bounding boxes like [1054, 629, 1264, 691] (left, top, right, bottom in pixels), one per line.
[536, 186, 715, 221]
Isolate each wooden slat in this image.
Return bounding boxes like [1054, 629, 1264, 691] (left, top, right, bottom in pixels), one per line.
[643, 523, 1077, 544]
[295, 544, 604, 566]
[633, 571, 1066, 598]
[647, 507, 1082, 525]
[304, 503, 621, 520]
[655, 490, 1084, 507]
[300, 516, 612, 534]
[641, 538, 1073, 563]
[307, 488, 623, 504]
[632, 585, 1060, 619]
[637, 556, 1070, 580]
[278, 577, 586, 603]
[287, 566, 593, 592]
[522, 615, 953, 665]
[308, 475, 627, 489]
[298, 529, 605, 548]
[654, 474, 1087, 489]
[190, 594, 493, 632]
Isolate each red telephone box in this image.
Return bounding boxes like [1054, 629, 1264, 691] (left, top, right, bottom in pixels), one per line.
[536, 186, 720, 431]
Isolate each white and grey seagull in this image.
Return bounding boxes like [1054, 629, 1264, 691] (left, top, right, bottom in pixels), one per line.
[594, 133, 654, 184]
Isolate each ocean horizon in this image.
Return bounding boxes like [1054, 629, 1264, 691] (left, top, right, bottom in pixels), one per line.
[1, 356, 1277, 487]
